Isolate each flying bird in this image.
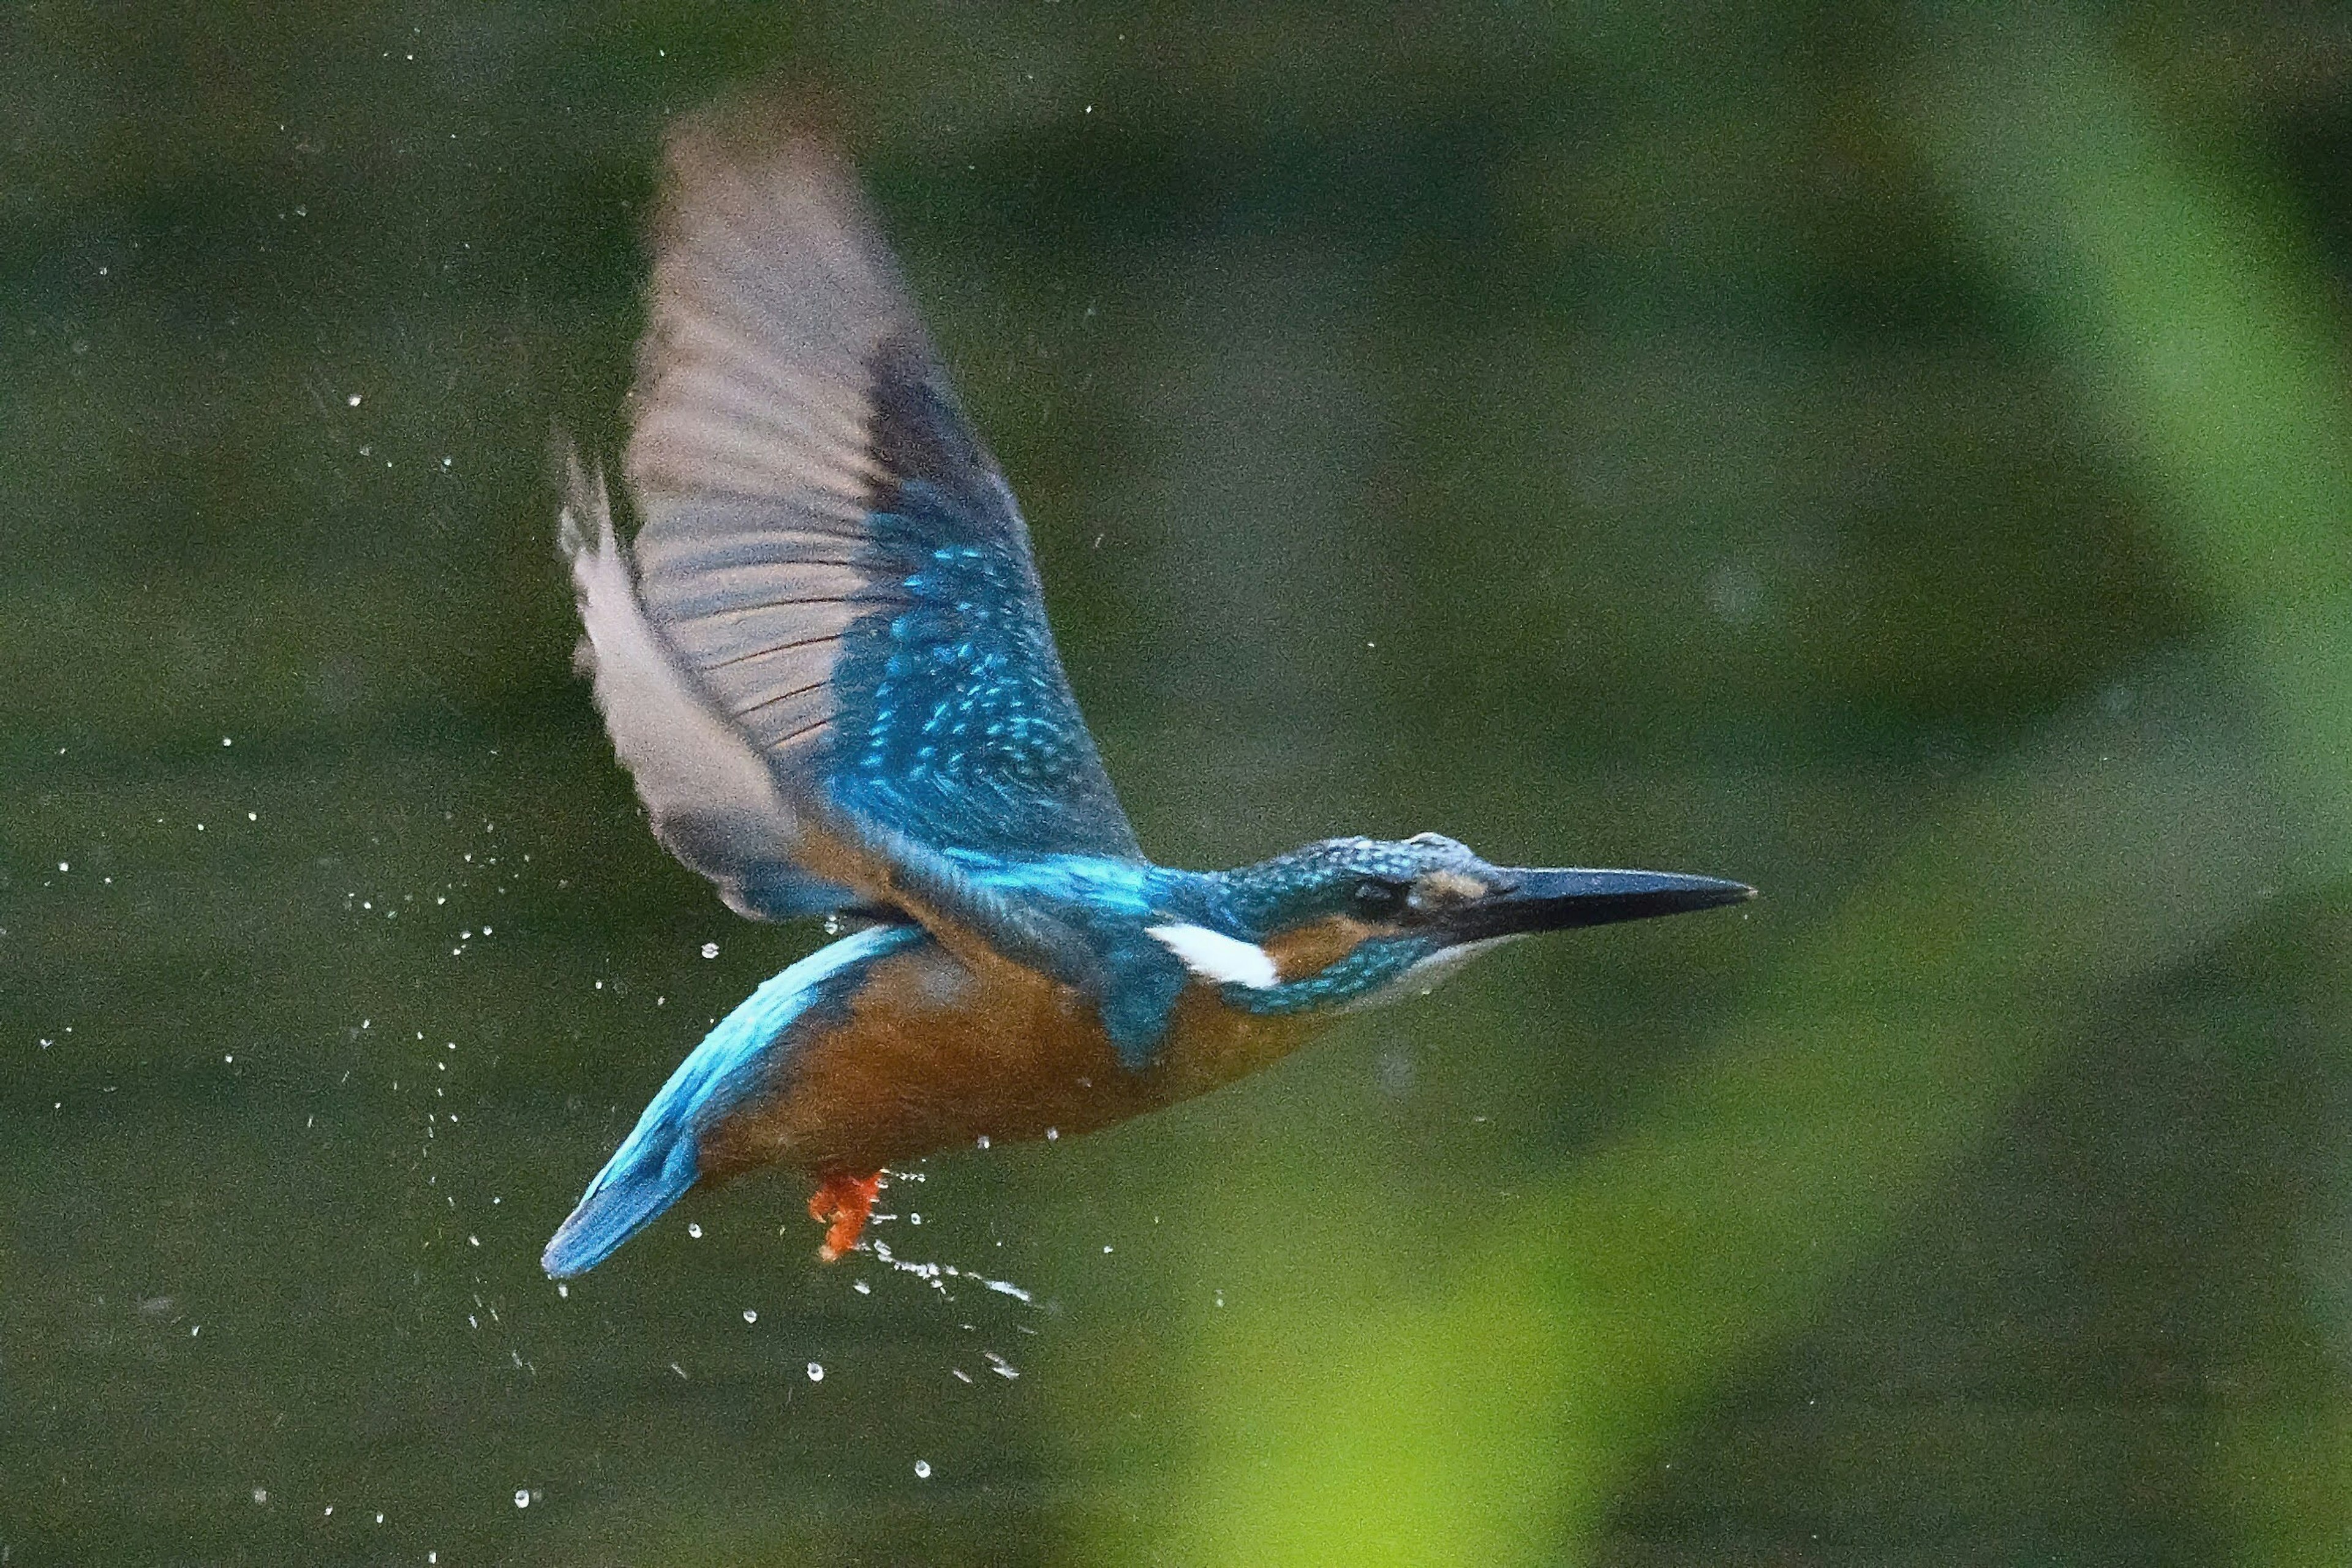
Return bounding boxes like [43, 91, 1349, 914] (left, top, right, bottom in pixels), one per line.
[542, 107, 1752, 1276]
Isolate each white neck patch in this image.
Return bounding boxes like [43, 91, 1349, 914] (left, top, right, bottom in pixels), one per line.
[1147, 922, 1280, 989]
[1341, 935, 1520, 1013]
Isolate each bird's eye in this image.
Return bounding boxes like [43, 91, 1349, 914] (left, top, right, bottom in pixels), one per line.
[1351, 879, 1408, 919]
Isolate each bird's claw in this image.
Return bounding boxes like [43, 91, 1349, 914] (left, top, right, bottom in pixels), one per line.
[809, 1171, 883, 1262]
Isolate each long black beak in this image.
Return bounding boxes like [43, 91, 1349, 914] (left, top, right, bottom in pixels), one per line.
[1446, 868, 1754, 942]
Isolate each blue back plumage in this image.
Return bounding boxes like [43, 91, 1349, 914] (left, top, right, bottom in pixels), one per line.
[541, 924, 923, 1277]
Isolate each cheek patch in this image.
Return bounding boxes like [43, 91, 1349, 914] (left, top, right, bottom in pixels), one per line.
[1261, 916, 1382, 981]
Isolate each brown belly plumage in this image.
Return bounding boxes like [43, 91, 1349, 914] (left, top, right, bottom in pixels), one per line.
[696, 935, 1327, 1182]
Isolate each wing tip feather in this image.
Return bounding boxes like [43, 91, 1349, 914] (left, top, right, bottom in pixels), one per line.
[659, 81, 863, 211]
[552, 433, 616, 567]
[650, 85, 886, 306]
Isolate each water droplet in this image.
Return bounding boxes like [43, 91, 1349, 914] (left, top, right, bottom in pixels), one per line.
[913, 1460, 932, 1479]
[699, 941, 718, 959]
[806, 1362, 824, 1381]
[742, 1309, 757, 1324]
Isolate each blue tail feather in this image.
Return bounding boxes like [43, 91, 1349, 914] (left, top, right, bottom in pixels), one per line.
[541, 924, 922, 1277]
[541, 1131, 700, 1278]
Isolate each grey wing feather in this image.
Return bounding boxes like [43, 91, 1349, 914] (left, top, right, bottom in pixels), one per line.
[625, 129, 899, 768]
[559, 451, 851, 919]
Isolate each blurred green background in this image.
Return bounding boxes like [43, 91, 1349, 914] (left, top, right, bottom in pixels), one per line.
[8, 2, 2352, 1562]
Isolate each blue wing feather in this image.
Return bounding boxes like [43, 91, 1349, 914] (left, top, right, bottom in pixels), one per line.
[541, 924, 923, 1276]
[822, 337, 1139, 862]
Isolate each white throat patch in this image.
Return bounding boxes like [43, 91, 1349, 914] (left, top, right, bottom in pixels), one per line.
[1147, 923, 1280, 989]
[1341, 935, 1520, 1013]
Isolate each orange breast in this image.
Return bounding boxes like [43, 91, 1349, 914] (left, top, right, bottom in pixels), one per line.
[698, 938, 1330, 1180]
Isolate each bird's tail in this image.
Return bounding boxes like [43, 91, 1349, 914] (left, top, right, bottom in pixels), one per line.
[541, 1118, 700, 1278]
[541, 923, 926, 1277]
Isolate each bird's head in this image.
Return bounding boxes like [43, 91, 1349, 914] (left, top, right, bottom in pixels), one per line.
[1149, 832, 1751, 1017]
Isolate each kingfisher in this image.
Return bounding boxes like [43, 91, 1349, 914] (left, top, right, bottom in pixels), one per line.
[540, 104, 1752, 1278]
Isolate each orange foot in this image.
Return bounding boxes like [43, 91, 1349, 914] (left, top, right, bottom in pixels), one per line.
[807, 1171, 883, 1263]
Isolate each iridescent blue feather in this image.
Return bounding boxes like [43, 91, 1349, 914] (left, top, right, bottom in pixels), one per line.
[824, 337, 1139, 864]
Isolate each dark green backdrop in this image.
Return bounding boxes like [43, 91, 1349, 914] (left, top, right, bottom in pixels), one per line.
[7, 3, 2352, 1562]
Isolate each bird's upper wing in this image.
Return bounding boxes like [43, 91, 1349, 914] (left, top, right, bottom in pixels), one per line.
[565, 113, 1140, 926]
